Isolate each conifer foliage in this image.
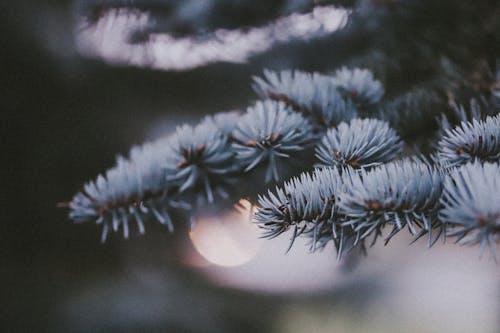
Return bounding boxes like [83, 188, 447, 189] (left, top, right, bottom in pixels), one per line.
[66, 65, 500, 257]
[66, 0, 500, 258]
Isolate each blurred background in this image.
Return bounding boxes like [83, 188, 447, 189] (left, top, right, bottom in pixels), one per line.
[2, 1, 499, 332]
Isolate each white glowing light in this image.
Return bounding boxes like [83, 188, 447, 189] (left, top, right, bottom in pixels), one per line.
[188, 200, 262, 267]
[76, 6, 349, 71]
[186, 202, 343, 294]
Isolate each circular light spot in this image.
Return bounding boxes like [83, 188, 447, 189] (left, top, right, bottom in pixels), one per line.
[189, 200, 262, 267]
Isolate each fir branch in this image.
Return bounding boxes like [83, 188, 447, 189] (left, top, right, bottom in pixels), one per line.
[252, 69, 358, 129]
[254, 160, 446, 256]
[440, 162, 500, 256]
[254, 167, 352, 255]
[338, 159, 444, 246]
[232, 100, 314, 183]
[315, 118, 403, 169]
[61, 0, 500, 265]
[64, 62, 500, 258]
[69, 138, 183, 242]
[166, 121, 238, 203]
[332, 67, 384, 110]
[68, 113, 240, 241]
[437, 115, 500, 167]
